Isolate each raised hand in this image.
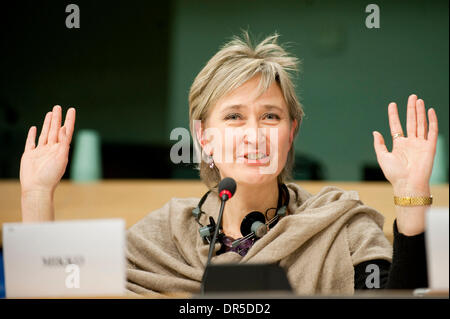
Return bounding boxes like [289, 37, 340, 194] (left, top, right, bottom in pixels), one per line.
[372, 94, 438, 195]
[20, 105, 76, 194]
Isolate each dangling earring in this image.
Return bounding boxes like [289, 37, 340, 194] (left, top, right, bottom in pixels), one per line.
[208, 154, 215, 169]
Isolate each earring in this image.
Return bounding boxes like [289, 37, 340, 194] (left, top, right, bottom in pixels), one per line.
[208, 155, 215, 169]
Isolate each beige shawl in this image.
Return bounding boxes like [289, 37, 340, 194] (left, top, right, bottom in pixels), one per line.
[125, 183, 393, 296]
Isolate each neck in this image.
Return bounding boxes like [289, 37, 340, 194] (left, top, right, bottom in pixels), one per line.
[221, 179, 279, 239]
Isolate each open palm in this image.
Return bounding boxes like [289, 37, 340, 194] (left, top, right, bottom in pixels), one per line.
[20, 105, 76, 193]
[373, 95, 438, 192]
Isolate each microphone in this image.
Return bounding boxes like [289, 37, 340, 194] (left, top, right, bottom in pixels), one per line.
[201, 177, 236, 294]
[218, 177, 236, 201]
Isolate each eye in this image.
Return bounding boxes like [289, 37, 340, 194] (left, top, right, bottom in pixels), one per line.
[263, 113, 281, 120]
[224, 113, 242, 120]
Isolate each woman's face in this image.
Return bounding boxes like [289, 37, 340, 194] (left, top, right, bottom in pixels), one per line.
[201, 74, 297, 186]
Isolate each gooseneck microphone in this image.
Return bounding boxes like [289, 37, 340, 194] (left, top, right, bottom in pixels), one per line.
[200, 177, 236, 294]
[218, 177, 236, 201]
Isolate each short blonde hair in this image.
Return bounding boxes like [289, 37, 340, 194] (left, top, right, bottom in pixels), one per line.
[189, 30, 305, 191]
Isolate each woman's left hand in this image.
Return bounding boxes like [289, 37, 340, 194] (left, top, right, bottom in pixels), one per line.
[372, 94, 438, 196]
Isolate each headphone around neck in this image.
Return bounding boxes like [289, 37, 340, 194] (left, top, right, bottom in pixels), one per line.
[192, 183, 290, 247]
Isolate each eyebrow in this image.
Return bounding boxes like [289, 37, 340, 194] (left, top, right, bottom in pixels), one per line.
[220, 104, 284, 113]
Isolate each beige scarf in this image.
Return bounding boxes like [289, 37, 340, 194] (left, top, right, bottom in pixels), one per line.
[125, 183, 393, 296]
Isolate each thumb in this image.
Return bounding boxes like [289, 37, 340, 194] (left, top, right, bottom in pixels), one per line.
[24, 126, 37, 152]
[373, 131, 388, 157]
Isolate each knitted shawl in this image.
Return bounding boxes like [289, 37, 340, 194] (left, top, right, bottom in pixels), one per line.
[125, 183, 393, 296]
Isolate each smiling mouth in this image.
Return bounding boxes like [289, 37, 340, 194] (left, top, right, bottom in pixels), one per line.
[236, 152, 271, 165]
[244, 153, 269, 160]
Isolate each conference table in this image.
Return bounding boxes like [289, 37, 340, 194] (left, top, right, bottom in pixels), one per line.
[1, 179, 449, 300]
[1, 179, 449, 247]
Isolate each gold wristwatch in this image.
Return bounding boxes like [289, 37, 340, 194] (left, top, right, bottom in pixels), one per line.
[394, 195, 433, 206]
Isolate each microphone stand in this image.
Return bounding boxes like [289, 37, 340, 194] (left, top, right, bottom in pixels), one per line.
[200, 197, 226, 294]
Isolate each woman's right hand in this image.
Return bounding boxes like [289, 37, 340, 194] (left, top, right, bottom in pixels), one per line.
[20, 105, 76, 195]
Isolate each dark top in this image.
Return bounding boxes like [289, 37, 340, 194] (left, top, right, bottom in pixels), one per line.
[354, 219, 427, 289]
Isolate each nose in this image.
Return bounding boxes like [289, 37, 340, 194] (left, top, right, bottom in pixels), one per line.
[243, 117, 257, 145]
[243, 119, 267, 147]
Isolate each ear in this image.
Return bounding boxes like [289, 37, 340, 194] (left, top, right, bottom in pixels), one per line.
[289, 119, 298, 146]
[194, 120, 204, 147]
[194, 119, 213, 155]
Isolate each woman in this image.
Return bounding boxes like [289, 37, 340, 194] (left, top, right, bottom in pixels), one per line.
[20, 32, 438, 296]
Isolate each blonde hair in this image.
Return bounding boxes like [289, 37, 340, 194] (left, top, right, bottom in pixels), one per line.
[189, 30, 305, 191]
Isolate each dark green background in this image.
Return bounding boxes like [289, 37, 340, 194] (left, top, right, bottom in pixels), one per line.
[1, 0, 448, 181]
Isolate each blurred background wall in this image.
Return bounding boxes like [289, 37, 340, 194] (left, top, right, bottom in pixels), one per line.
[1, 0, 448, 182]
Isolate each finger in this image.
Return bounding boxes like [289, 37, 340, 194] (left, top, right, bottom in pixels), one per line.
[48, 105, 62, 144]
[38, 112, 52, 146]
[416, 99, 427, 139]
[373, 131, 389, 158]
[58, 126, 67, 144]
[427, 108, 438, 146]
[24, 126, 37, 152]
[388, 103, 404, 140]
[62, 107, 76, 144]
[406, 94, 417, 138]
